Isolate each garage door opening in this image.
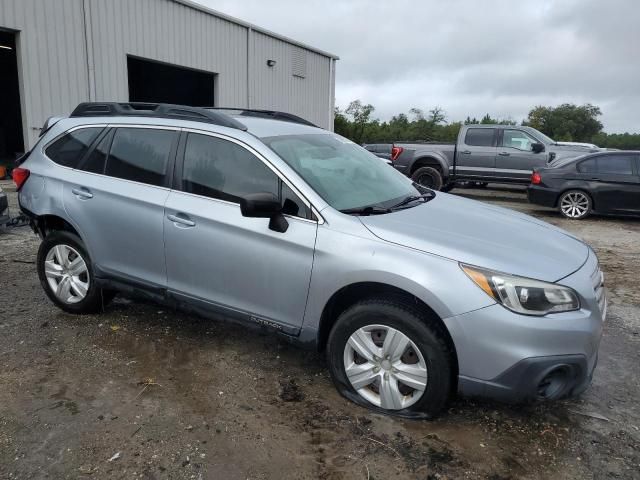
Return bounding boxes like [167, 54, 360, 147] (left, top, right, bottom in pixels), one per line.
[127, 56, 216, 107]
[0, 30, 24, 164]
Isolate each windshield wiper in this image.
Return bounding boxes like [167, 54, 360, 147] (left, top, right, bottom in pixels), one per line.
[340, 205, 392, 216]
[390, 192, 435, 210]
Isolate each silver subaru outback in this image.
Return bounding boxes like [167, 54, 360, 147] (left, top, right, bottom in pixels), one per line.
[16, 103, 605, 417]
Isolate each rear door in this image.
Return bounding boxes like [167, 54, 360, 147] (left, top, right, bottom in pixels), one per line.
[591, 154, 640, 214]
[63, 125, 178, 288]
[163, 130, 317, 333]
[496, 129, 547, 181]
[456, 127, 497, 178]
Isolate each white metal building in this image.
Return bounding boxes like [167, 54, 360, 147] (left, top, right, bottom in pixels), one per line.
[0, 0, 338, 158]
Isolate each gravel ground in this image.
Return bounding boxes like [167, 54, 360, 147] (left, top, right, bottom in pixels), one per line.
[0, 182, 638, 479]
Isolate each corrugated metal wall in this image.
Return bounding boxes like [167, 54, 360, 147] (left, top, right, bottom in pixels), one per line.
[250, 31, 334, 131]
[0, 0, 336, 149]
[0, 0, 90, 148]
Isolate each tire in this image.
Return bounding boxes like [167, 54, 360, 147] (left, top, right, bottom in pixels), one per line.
[411, 166, 444, 191]
[558, 190, 592, 220]
[37, 231, 113, 314]
[327, 298, 453, 418]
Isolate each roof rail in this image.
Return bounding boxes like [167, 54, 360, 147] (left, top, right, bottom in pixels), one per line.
[207, 108, 318, 128]
[70, 102, 248, 131]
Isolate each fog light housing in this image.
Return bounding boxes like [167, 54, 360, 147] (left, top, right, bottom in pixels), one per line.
[537, 367, 570, 400]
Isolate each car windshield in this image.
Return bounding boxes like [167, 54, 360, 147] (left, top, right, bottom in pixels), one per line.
[262, 133, 421, 212]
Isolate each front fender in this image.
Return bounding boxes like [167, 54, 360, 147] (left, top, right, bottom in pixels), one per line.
[302, 222, 496, 334]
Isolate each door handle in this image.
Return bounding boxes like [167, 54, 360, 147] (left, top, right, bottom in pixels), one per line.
[71, 187, 93, 199]
[590, 177, 601, 181]
[460, 150, 471, 154]
[498, 152, 510, 156]
[167, 213, 196, 227]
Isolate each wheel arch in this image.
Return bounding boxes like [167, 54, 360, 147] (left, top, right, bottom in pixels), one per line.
[409, 155, 449, 177]
[31, 213, 87, 244]
[317, 281, 459, 378]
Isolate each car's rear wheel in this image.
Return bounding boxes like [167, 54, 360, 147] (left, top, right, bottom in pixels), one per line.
[411, 166, 443, 191]
[327, 299, 453, 418]
[558, 190, 592, 219]
[37, 231, 113, 314]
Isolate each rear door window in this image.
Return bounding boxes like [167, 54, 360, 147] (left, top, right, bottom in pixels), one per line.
[464, 128, 496, 147]
[104, 128, 176, 187]
[596, 155, 634, 175]
[45, 127, 103, 168]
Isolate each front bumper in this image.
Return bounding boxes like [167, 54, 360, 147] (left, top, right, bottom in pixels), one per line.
[527, 185, 558, 208]
[445, 249, 604, 403]
[458, 353, 597, 402]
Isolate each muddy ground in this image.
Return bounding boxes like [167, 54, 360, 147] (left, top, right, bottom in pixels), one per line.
[0, 183, 638, 479]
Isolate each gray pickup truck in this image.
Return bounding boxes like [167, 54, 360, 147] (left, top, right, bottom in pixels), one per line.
[365, 124, 597, 190]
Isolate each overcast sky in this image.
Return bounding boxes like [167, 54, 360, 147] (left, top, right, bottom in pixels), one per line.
[197, 0, 639, 133]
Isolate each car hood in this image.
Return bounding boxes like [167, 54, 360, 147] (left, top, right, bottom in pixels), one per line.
[359, 193, 588, 282]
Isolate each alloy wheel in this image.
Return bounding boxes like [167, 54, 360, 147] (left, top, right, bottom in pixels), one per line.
[343, 324, 428, 410]
[560, 192, 590, 218]
[44, 244, 90, 304]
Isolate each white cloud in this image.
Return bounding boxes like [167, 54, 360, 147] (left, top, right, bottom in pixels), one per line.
[195, 0, 640, 133]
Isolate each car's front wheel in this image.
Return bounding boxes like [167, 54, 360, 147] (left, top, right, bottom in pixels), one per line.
[327, 299, 453, 418]
[37, 231, 113, 314]
[558, 190, 592, 220]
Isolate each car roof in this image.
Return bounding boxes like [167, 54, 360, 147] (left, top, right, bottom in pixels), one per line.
[46, 113, 327, 145]
[551, 150, 640, 168]
[229, 115, 325, 138]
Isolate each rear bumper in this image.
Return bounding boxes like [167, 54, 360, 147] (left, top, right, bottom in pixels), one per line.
[527, 185, 558, 208]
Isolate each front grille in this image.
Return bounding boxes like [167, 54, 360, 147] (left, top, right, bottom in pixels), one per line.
[590, 261, 606, 318]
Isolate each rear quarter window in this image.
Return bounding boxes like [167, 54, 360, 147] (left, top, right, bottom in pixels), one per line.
[45, 127, 103, 168]
[577, 158, 597, 173]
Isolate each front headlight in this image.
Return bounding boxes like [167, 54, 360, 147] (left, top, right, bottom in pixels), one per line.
[461, 264, 580, 316]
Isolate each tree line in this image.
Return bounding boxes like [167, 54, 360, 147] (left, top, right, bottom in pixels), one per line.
[334, 101, 640, 150]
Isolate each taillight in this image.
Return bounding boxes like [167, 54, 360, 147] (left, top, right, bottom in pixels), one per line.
[531, 172, 542, 185]
[391, 146, 404, 161]
[12, 167, 30, 191]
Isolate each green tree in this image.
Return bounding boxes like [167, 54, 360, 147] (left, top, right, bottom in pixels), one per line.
[333, 107, 350, 139]
[525, 104, 603, 141]
[332, 100, 639, 149]
[428, 107, 446, 126]
[592, 132, 640, 150]
[345, 100, 375, 144]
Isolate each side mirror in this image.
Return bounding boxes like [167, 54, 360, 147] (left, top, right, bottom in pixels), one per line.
[240, 193, 289, 233]
[531, 142, 545, 153]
